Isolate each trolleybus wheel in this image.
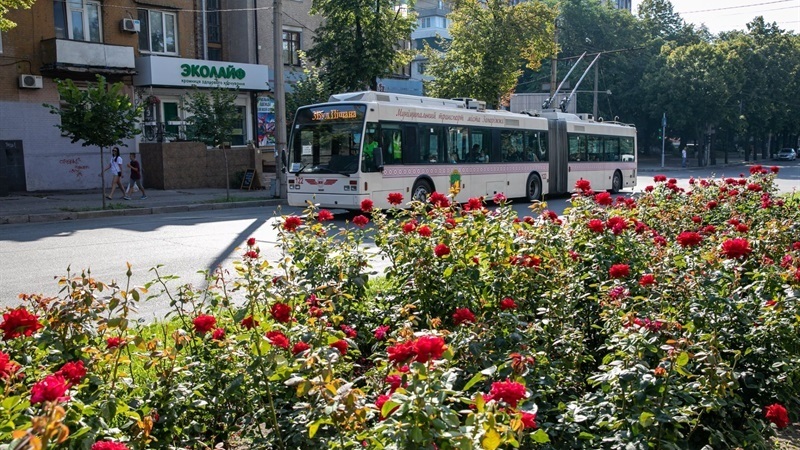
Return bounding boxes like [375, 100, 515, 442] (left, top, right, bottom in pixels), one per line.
[610, 170, 623, 194]
[526, 173, 542, 202]
[411, 179, 433, 202]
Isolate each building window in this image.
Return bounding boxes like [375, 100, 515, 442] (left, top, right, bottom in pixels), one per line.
[282, 30, 301, 66]
[392, 40, 411, 78]
[206, 0, 221, 44]
[54, 0, 102, 42]
[138, 9, 178, 54]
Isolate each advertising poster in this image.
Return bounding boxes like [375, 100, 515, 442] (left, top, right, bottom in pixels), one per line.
[257, 96, 276, 146]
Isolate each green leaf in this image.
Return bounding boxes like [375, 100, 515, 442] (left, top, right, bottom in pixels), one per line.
[463, 372, 485, 391]
[444, 266, 454, 277]
[481, 428, 501, 450]
[578, 432, 595, 440]
[531, 429, 550, 443]
[676, 352, 689, 367]
[308, 418, 332, 438]
[381, 400, 400, 419]
[639, 411, 655, 427]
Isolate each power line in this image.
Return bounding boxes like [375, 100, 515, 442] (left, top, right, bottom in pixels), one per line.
[677, 0, 797, 15]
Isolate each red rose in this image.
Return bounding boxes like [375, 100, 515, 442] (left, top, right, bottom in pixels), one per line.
[486, 380, 527, 408]
[340, 324, 357, 339]
[402, 220, 417, 234]
[241, 316, 259, 330]
[493, 193, 507, 204]
[609, 264, 630, 279]
[266, 330, 290, 349]
[594, 192, 613, 206]
[429, 192, 450, 208]
[385, 374, 403, 391]
[676, 231, 703, 247]
[330, 339, 348, 355]
[453, 308, 476, 325]
[245, 250, 259, 259]
[106, 337, 125, 349]
[374, 325, 390, 340]
[360, 199, 374, 212]
[500, 297, 518, 310]
[30, 374, 70, 404]
[193, 314, 217, 334]
[292, 341, 310, 355]
[639, 274, 656, 287]
[57, 360, 86, 385]
[750, 165, 763, 175]
[91, 441, 129, 450]
[270, 302, 292, 323]
[587, 219, 605, 233]
[247, 237, 256, 247]
[606, 216, 627, 235]
[283, 215, 303, 231]
[387, 192, 404, 205]
[765, 403, 790, 429]
[375, 394, 397, 420]
[519, 411, 537, 430]
[770, 166, 779, 173]
[1, 307, 42, 340]
[317, 209, 334, 221]
[353, 215, 369, 228]
[653, 175, 667, 182]
[721, 238, 752, 259]
[388, 341, 417, 366]
[434, 243, 450, 257]
[413, 335, 446, 363]
[0, 351, 21, 380]
[575, 179, 591, 192]
[466, 197, 483, 211]
[417, 225, 432, 237]
[211, 328, 226, 341]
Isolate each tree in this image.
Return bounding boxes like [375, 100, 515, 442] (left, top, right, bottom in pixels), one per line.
[286, 51, 332, 132]
[307, 0, 417, 93]
[422, 0, 557, 108]
[184, 87, 240, 201]
[0, 0, 34, 31]
[45, 75, 141, 208]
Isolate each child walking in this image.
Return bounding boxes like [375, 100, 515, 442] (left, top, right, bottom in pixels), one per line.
[127, 153, 147, 199]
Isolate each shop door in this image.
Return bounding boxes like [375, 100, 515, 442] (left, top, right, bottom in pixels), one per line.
[0, 140, 26, 194]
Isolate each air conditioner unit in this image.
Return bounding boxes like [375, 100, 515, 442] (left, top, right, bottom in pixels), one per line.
[19, 74, 43, 89]
[121, 18, 141, 33]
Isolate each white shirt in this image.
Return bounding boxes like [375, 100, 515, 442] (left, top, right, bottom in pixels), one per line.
[110, 156, 123, 174]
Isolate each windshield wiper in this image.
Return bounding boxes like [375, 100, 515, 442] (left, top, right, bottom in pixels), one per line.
[314, 167, 352, 177]
[292, 163, 310, 174]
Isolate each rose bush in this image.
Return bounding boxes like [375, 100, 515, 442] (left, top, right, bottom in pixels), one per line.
[0, 166, 798, 449]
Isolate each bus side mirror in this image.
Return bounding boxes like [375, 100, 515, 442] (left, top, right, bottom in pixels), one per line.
[281, 150, 288, 171]
[374, 147, 384, 169]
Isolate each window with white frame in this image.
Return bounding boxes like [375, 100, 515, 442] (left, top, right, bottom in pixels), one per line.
[138, 9, 178, 54]
[53, 0, 102, 42]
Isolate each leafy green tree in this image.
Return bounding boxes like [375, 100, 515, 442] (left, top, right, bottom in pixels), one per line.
[286, 51, 332, 130]
[423, 0, 557, 108]
[44, 75, 141, 208]
[307, 0, 417, 93]
[184, 87, 241, 200]
[0, 0, 34, 30]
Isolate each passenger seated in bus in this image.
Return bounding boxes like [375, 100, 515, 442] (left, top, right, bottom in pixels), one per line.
[476, 149, 489, 163]
[468, 144, 481, 162]
[449, 151, 458, 164]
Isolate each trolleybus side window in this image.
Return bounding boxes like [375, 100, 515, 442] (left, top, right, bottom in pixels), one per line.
[471, 129, 491, 163]
[620, 137, 635, 162]
[568, 135, 586, 162]
[501, 130, 525, 162]
[604, 137, 619, 162]
[420, 125, 445, 163]
[362, 122, 380, 172]
[381, 124, 403, 165]
[447, 126, 469, 162]
[524, 131, 548, 162]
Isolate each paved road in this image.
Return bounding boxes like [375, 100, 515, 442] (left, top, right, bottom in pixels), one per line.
[2, 163, 797, 317]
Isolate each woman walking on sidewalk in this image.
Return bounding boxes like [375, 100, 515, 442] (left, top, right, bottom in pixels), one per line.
[127, 153, 147, 199]
[104, 147, 130, 200]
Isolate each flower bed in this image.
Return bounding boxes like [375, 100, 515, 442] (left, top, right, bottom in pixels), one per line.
[1, 166, 798, 449]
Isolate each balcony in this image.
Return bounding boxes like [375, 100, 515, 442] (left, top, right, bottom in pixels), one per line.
[41, 39, 136, 75]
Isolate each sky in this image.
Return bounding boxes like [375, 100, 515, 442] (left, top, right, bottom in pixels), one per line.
[630, 0, 800, 34]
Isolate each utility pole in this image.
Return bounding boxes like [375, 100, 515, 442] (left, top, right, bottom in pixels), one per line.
[550, 19, 559, 98]
[273, 0, 287, 199]
[593, 62, 598, 119]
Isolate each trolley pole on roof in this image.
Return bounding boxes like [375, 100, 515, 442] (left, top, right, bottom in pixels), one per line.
[661, 113, 667, 168]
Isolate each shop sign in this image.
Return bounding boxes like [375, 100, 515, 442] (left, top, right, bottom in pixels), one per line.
[134, 56, 270, 91]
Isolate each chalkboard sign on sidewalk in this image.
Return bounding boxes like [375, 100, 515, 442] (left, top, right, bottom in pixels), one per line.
[240, 168, 256, 190]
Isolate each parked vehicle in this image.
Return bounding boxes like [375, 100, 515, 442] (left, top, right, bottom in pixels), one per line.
[774, 148, 797, 161]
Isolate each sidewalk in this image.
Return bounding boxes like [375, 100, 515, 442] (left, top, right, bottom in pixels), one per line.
[637, 152, 750, 172]
[0, 188, 284, 225]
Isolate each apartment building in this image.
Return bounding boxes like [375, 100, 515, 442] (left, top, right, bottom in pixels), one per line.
[0, 0, 279, 192]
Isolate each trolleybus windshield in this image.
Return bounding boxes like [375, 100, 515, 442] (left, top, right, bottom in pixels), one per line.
[288, 104, 366, 175]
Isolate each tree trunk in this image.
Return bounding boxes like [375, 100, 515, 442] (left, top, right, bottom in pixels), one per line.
[100, 146, 106, 209]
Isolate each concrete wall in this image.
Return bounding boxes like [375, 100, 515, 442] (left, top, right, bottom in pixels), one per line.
[140, 142, 261, 190]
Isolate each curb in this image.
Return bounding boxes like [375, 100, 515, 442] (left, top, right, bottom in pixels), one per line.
[638, 162, 748, 173]
[0, 199, 284, 225]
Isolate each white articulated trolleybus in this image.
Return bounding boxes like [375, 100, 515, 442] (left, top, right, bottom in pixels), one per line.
[286, 91, 637, 210]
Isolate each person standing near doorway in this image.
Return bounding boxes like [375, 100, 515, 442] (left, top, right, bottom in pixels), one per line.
[127, 153, 147, 199]
[681, 147, 687, 168]
[105, 147, 130, 200]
